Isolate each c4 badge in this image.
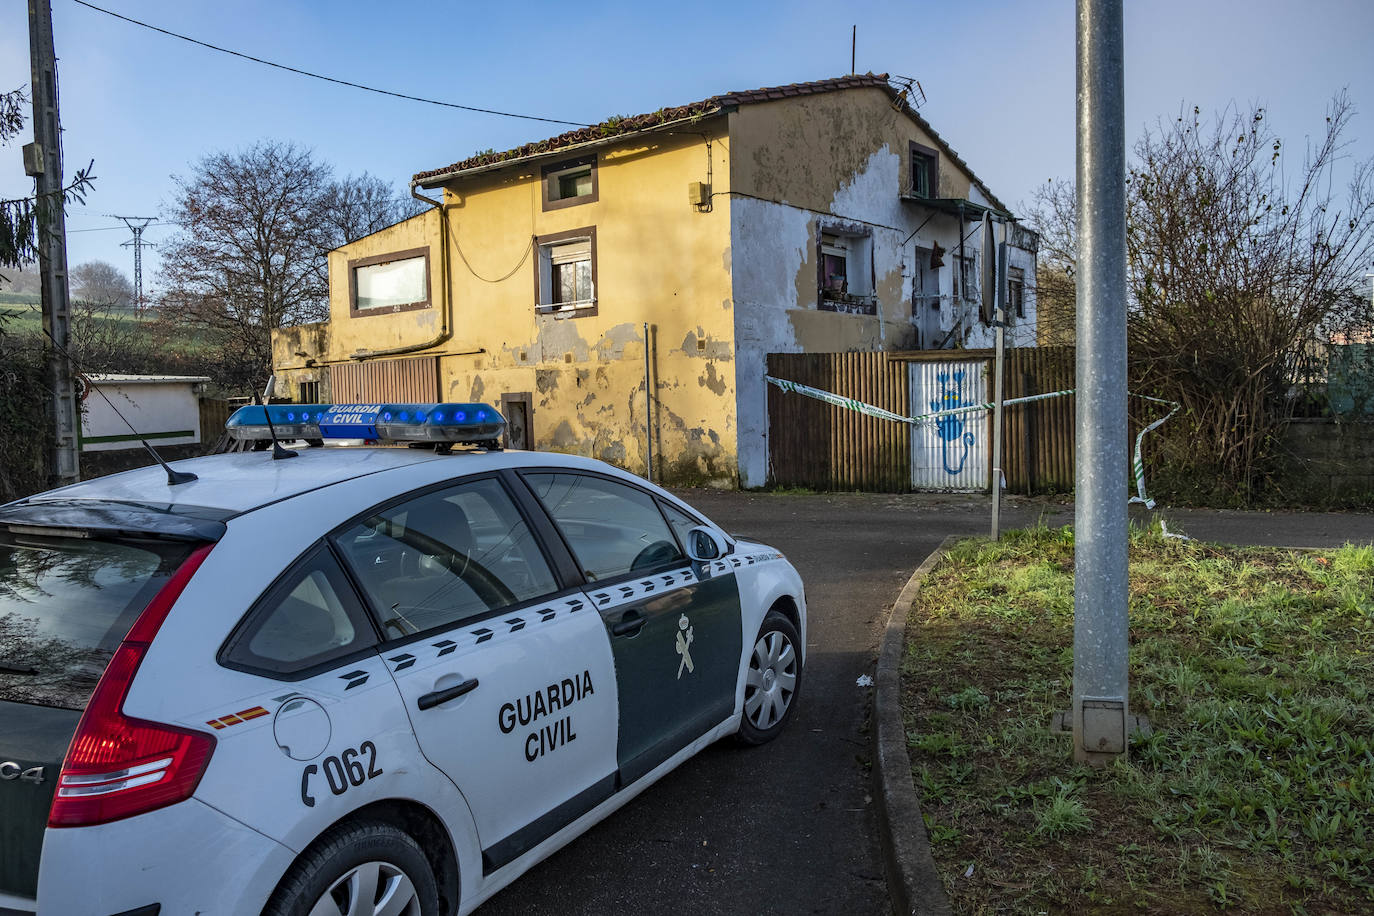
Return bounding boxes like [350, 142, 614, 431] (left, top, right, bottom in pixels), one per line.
[676, 614, 695, 679]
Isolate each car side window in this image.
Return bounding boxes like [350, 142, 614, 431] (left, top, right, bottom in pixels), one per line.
[524, 472, 684, 581]
[224, 545, 377, 676]
[659, 500, 705, 549]
[336, 477, 558, 637]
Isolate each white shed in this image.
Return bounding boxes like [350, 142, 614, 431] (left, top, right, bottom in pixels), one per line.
[80, 374, 211, 452]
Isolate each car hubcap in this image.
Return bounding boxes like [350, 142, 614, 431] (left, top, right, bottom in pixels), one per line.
[308, 861, 419, 916]
[744, 629, 797, 730]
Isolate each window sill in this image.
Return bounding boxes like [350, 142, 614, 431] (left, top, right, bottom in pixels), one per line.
[820, 296, 877, 316]
[535, 299, 597, 316]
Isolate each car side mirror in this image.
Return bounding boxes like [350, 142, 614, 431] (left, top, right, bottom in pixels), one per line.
[685, 526, 728, 562]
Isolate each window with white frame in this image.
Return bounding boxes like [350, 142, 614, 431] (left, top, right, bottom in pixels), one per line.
[818, 227, 875, 314]
[535, 229, 596, 315]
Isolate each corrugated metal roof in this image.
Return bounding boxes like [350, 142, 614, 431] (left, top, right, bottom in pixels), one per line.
[89, 374, 212, 384]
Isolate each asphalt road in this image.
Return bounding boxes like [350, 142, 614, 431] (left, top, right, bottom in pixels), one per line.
[476, 491, 1074, 915]
[476, 491, 1373, 915]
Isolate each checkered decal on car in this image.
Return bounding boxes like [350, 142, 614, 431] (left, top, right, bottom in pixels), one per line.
[384, 594, 590, 670]
[380, 554, 781, 671]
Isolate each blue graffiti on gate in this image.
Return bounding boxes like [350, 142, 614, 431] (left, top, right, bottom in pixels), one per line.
[931, 371, 977, 476]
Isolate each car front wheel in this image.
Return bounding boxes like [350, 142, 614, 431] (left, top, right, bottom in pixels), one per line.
[265, 820, 439, 916]
[737, 610, 802, 745]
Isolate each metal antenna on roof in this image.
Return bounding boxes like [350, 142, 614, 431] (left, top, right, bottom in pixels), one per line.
[851, 26, 856, 75]
[258, 376, 299, 460]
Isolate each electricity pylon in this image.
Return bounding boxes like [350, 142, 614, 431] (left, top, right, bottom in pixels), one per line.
[107, 214, 157, 308]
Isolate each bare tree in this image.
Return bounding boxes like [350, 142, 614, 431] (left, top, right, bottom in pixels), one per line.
[1024, 93, 1374, 496]
[1023, 179, 1078, 345]
[71, 260, 134, 310]
[322, 172, 423, 252]
[158, 141, 332, 385]
[157, 142, 415, 389]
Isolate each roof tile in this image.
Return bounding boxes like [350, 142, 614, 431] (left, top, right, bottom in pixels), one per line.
[413, 73, 893, 183]
[410, 72, 1008, 213]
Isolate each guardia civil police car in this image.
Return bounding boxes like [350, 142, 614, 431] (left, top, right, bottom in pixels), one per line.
[0, 402, 806, 915]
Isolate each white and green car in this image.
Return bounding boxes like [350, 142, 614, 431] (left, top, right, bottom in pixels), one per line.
[0, 403, 805, 915]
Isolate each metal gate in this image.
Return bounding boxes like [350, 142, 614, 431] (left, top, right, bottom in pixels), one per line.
[329, 356, 439, 404]
[909, 358, 989, 490]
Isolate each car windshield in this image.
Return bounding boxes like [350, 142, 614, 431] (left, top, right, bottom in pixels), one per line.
[0, 531, 196, 710]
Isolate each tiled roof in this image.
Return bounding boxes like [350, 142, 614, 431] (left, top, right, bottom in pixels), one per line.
[412, 73, 1007, 213]
[412, 74, 894, 184]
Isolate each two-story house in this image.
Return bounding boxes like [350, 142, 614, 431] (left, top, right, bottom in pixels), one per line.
[272, 73, 1037, 487]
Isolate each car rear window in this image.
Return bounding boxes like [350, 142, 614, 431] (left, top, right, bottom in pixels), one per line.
[0, 531, 197, 711]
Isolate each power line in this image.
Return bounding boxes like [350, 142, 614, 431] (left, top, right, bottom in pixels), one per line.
[71, 0, 594, 128]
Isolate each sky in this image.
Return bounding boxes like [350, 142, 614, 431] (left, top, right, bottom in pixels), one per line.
[3, 0, 1373, 294]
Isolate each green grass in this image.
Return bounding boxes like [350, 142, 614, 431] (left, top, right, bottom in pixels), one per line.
[901, 526, 1374, 914]
[0, 303, 213, 357]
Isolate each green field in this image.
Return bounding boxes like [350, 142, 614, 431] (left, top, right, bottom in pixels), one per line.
[0, 303, 212, 360]
[904, 527, 1374, 914]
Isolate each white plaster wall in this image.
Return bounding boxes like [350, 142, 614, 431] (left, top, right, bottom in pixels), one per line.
[82, 381, 203, 452]
[731, 196, 810, 488]
[831, 146, 906, 229]
[728, 142, 1038, 486]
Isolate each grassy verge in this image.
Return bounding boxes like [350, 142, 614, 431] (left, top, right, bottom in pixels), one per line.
[902, 526, 1374, 914]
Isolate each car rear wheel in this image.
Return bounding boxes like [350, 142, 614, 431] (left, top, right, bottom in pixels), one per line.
[265, 820, 439, 916]
[737, 610, 802, 745]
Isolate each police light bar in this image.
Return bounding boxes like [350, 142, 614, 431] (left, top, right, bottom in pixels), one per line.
[226, 403, 506, 445]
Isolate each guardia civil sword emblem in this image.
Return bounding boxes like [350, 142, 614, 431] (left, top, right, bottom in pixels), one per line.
[675, 614, 695, 679]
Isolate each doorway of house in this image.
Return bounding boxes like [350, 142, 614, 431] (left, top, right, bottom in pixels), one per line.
[500, 393, 532, 450]
[913, 247, 943, 348]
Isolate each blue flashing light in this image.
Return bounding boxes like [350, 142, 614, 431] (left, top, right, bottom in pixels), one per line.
[226, 402, 506, 447]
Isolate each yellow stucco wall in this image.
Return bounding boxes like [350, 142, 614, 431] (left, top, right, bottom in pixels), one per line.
[728, 87, 976, 211]
[274, 122, 738, 484]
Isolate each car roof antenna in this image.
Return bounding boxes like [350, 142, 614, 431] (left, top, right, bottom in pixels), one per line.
[141, 439, 199, 485]
[259, 376, 298, 460]
[44, 329, 198, 485]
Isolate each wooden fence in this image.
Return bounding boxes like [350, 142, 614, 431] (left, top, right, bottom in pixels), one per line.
[1002, 347, 1076, 493]
[766, 352, 910, 491]
[198, 398, 236, 446]
[766, 347, 1082, 493]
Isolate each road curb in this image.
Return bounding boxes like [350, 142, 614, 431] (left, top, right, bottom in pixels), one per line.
[874, 535, 960, 916]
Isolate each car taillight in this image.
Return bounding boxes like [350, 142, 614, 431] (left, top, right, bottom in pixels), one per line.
[49, 543, 217, 828]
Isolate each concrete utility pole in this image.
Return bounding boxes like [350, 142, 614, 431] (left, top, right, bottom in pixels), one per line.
[1071, 0, 1134, 765]
[27, 0, 80, 486]
[109, 214, 157, 308]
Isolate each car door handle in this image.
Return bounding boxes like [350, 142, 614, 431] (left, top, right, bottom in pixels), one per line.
[611, 611, 647, 637]
[417, 677, 479, 711]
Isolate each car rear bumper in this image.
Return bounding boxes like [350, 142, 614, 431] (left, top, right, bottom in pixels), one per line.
[36, 797, 294, 914]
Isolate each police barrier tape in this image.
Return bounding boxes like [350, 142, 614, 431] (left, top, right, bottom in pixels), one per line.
[764, 375, 1182, 522]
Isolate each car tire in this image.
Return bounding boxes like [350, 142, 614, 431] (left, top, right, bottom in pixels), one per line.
[264, 819, 439, 916]
[736, 610, 803, 746]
